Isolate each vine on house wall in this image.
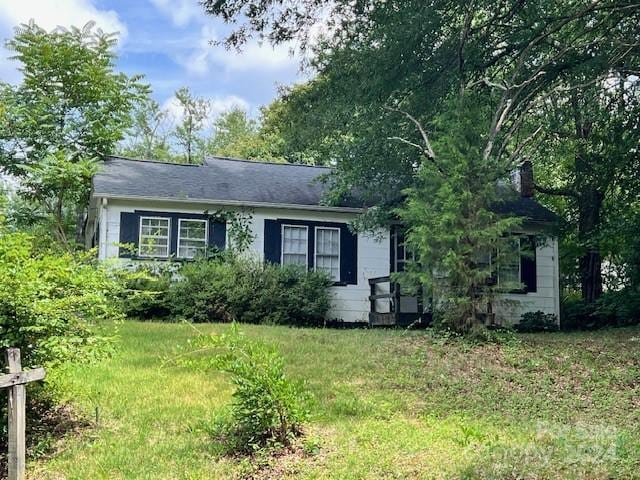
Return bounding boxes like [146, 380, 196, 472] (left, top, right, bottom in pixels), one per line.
[207, 209, 255, 254]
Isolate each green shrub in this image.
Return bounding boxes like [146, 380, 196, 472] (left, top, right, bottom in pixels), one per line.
[594, 288, 640, 327]
[0, 232, 121, 367]
[561, 294, 595, 330]
[516, 311, 559, 332]
[169, 257, 332, 326]
[182, 324, 309, 454]
[0, 231, 122, 464]
[120, 263, 174, 319]
[561, 288, 640, 330]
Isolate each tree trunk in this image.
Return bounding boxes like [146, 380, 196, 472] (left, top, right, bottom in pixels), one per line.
[577, 187, 604, 303]
[572, 90, 604, 304]
[75, 205, 87, 247]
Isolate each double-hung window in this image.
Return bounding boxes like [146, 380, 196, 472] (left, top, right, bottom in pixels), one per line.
[498, 238, 521, 287]
[139, 217, 170, 258]
[281, 225, 308, 266]
[178, 219, 208, 259]
[315, 227, 340, 281]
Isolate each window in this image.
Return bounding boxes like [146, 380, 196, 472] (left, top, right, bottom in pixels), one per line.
[315, 227, 340, 281]
[281, 225, 308, 266]
[473, 239, 521, 289]
[474, 250, 493, 274]
[139, 217, 170, 258]
[498, 238, 521, 287]
[178, 219, 208, 259]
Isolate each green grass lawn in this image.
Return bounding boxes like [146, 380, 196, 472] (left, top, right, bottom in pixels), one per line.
[33, 322, 640, 479]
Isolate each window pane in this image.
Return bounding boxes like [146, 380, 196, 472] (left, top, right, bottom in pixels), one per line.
[282, 226, 308, 266]
[178, 220, 207, 258]
[139, 217, 170, 257]
[315, 228, 340, 281]
[498, 239, 521, 286]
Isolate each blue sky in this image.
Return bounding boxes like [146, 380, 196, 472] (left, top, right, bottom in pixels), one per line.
[0, 0, 305, 117]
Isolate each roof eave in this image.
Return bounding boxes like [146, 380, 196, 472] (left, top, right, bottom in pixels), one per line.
[92, 193, 364, 214]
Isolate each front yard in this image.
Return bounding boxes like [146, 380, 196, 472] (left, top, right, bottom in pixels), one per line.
[34, 322, 640, 479]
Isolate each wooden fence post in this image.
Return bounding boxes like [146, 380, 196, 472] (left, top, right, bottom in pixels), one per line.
[1, 349, 46, 480]
[7, 349, 25, 480]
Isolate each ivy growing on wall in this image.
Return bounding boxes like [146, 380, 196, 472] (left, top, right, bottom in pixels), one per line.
[206, 209, 256, 254]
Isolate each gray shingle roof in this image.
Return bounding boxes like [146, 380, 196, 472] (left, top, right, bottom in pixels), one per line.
[94, 156, 559, 222]
[492, 196, 560, 224]
[93, 156, 362, 208]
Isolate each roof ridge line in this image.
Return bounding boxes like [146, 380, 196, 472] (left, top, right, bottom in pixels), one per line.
[205, 155, 332, 169]
[105, 154, 333, 170]
[105, 155, 201, 166]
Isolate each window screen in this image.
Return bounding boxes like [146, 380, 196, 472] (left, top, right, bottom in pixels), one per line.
[178, 219, 207, 259]
[282, 225, 308, 266]
[315, 227, 340, 281]
[498, 238, 521, 287]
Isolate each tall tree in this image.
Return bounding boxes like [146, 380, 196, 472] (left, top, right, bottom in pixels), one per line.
[173, 87, 210, 164]
[206, 107, 286, 162]
[119, 97, 175, 161]
[531, 75, 640, 302]
[0, 21, 146, 245]
[204, 0, 640, 309]
[400, 95, 524, 331]
[207, 108, 259, 158]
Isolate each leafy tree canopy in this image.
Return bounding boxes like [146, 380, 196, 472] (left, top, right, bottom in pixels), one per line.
[0, 21, 147, 245]
[204, 0, 640, 307]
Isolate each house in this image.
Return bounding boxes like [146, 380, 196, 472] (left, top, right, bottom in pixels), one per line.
[87, 155, 561, 326]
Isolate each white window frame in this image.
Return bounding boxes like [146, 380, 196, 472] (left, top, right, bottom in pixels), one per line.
[280, 224, 309, 267]
[497, 238, 521, 287]
[177, 218, 209, 259]
[138, 216, 171, 258]
[314, 226, 341, 282]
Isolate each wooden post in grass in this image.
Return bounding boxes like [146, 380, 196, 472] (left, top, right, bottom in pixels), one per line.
[1, 349, 46, 480]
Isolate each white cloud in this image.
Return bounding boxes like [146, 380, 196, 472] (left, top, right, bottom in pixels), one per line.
[0, 0, 127, 39]
[215, 42, 296, 72]
[149, 0, 201, 28]
[209, 95, 251, 117]
[148, 0, 299, 76]
[174, 24, 297, 76]
[162, 93, 250, 124]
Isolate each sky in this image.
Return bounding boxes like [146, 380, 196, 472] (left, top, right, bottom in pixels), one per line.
[0, 0, 306, 117]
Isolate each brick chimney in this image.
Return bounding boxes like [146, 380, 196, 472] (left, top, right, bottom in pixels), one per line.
[519, 160, 534, 198]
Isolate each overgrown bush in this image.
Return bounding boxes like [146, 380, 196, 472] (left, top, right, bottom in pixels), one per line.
[515, 311, 559, 332]
[0, 231, 122, 468]
[594, 288, 640, 326]
[119, 263, 174, 319]
[0, 232, 121, 367]
[170, 257, 332, 325]
[181, 324, 309, 454]
[561, 288, 640, 330]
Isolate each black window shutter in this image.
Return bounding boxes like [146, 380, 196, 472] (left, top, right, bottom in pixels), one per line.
[264, 219, 281, 264]
[520, 235, 537, 293]
[340, 225, 358, 285]
[119, 212, 139, 258]
[210, 220, 227, 250]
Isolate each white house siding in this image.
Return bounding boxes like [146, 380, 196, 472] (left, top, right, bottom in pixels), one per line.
[97, 198, 390, 323]
[495, 236, 561, 325]
[96, 198, 559, 325]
